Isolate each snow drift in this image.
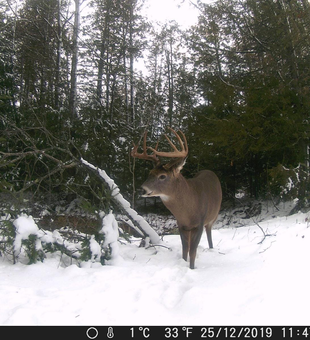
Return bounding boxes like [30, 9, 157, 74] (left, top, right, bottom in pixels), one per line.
[0, 207, 310, 325]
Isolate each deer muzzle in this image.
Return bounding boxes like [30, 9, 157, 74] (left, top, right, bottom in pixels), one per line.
[141, 185, 153, 197]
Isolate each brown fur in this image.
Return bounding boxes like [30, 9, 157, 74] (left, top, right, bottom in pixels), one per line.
[142, 167, 222, 269]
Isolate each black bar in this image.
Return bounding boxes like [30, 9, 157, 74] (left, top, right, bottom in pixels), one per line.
[1, 326, 309, 339]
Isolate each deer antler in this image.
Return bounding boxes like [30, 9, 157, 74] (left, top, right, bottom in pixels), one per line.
[131, 128, 188, 166]
[148, 127, 188, 160]
[131, 131, 160, 164]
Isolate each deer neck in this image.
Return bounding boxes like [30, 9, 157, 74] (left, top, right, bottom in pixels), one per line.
[160, 174, 191, 219]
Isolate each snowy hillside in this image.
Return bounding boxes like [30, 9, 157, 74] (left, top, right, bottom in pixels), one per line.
[0, 208, 310, 325]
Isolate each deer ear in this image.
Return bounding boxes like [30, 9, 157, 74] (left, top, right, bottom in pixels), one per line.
[175, 158, 186, 173]
[152, 159, 161, 168]
[163, 158, 186, 174]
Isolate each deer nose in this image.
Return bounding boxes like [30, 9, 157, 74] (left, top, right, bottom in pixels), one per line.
[141, 184, 153, 197]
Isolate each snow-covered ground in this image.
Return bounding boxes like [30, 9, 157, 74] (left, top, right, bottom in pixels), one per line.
[1, 206, 310, 325]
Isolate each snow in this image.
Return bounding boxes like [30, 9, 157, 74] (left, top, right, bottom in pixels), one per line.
[1, 208, 310, 325]
[13, 215, 40, 257]
[88, 212, 121, 264]
[89, 235, 101, 262]
[101, 212, 121, 263]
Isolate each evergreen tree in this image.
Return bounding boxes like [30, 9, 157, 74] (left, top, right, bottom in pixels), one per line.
[187, 0, 310, 198]
[1, 0, 310, 213]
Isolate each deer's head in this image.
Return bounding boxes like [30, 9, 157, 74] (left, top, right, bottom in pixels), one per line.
[131, 128, 188, 201]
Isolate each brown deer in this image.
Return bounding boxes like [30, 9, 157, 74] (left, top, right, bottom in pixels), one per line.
[131, 128, 222, 269]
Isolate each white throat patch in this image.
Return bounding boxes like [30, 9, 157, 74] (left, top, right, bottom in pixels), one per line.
[159, 194, 170, 202]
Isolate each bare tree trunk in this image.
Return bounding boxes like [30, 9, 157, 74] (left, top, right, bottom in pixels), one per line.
[167, 42, 174, 127]
[69, 0, 79, 120]
[55, 0, 61, 111]
[123, 53, 129, 122]
[129, 2, 135, 125]
[97, 1, 111, 104]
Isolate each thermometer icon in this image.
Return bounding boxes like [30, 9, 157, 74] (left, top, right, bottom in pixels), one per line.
[107, 327, 114, 339]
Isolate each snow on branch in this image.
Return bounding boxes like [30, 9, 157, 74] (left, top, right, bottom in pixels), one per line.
[81, 158, 160, 245]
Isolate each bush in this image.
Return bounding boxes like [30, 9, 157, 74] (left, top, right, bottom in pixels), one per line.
[0, 212, 120, 266]
[0, 218, 16, 262]
[269, 163, 310, 206]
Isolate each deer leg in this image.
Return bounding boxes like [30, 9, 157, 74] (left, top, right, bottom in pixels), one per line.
[179, 228, 190, 262]
[189, 227, 203, 269]
[205, 224, 213, 249]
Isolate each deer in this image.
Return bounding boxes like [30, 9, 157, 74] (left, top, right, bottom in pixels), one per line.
[131, 128, 222, 269]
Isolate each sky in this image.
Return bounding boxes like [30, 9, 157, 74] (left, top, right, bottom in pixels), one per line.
[142, 0, 201, 28]
[135, 0, 203, 73]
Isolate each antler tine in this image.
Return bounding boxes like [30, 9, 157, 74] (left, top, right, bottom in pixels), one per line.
[132, 127, 188, 165]
[166, 128, 188, 153]
[148, 127, 188, 159]
[176, 129, 188, 154]
[131, 131, 160, 164]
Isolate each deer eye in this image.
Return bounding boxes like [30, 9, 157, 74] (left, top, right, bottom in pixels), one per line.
[158, 174, 167, 180]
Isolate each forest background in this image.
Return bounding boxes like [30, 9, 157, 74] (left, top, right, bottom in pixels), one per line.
[1, 0, 310, 219]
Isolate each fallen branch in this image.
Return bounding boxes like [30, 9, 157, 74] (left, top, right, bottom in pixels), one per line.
[1, 117, 159, 245]
[259, 240, 276, 254]
[252, 219, 276, 244]
[81, 158, 160, 245]
[146, 244, 172, 251]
